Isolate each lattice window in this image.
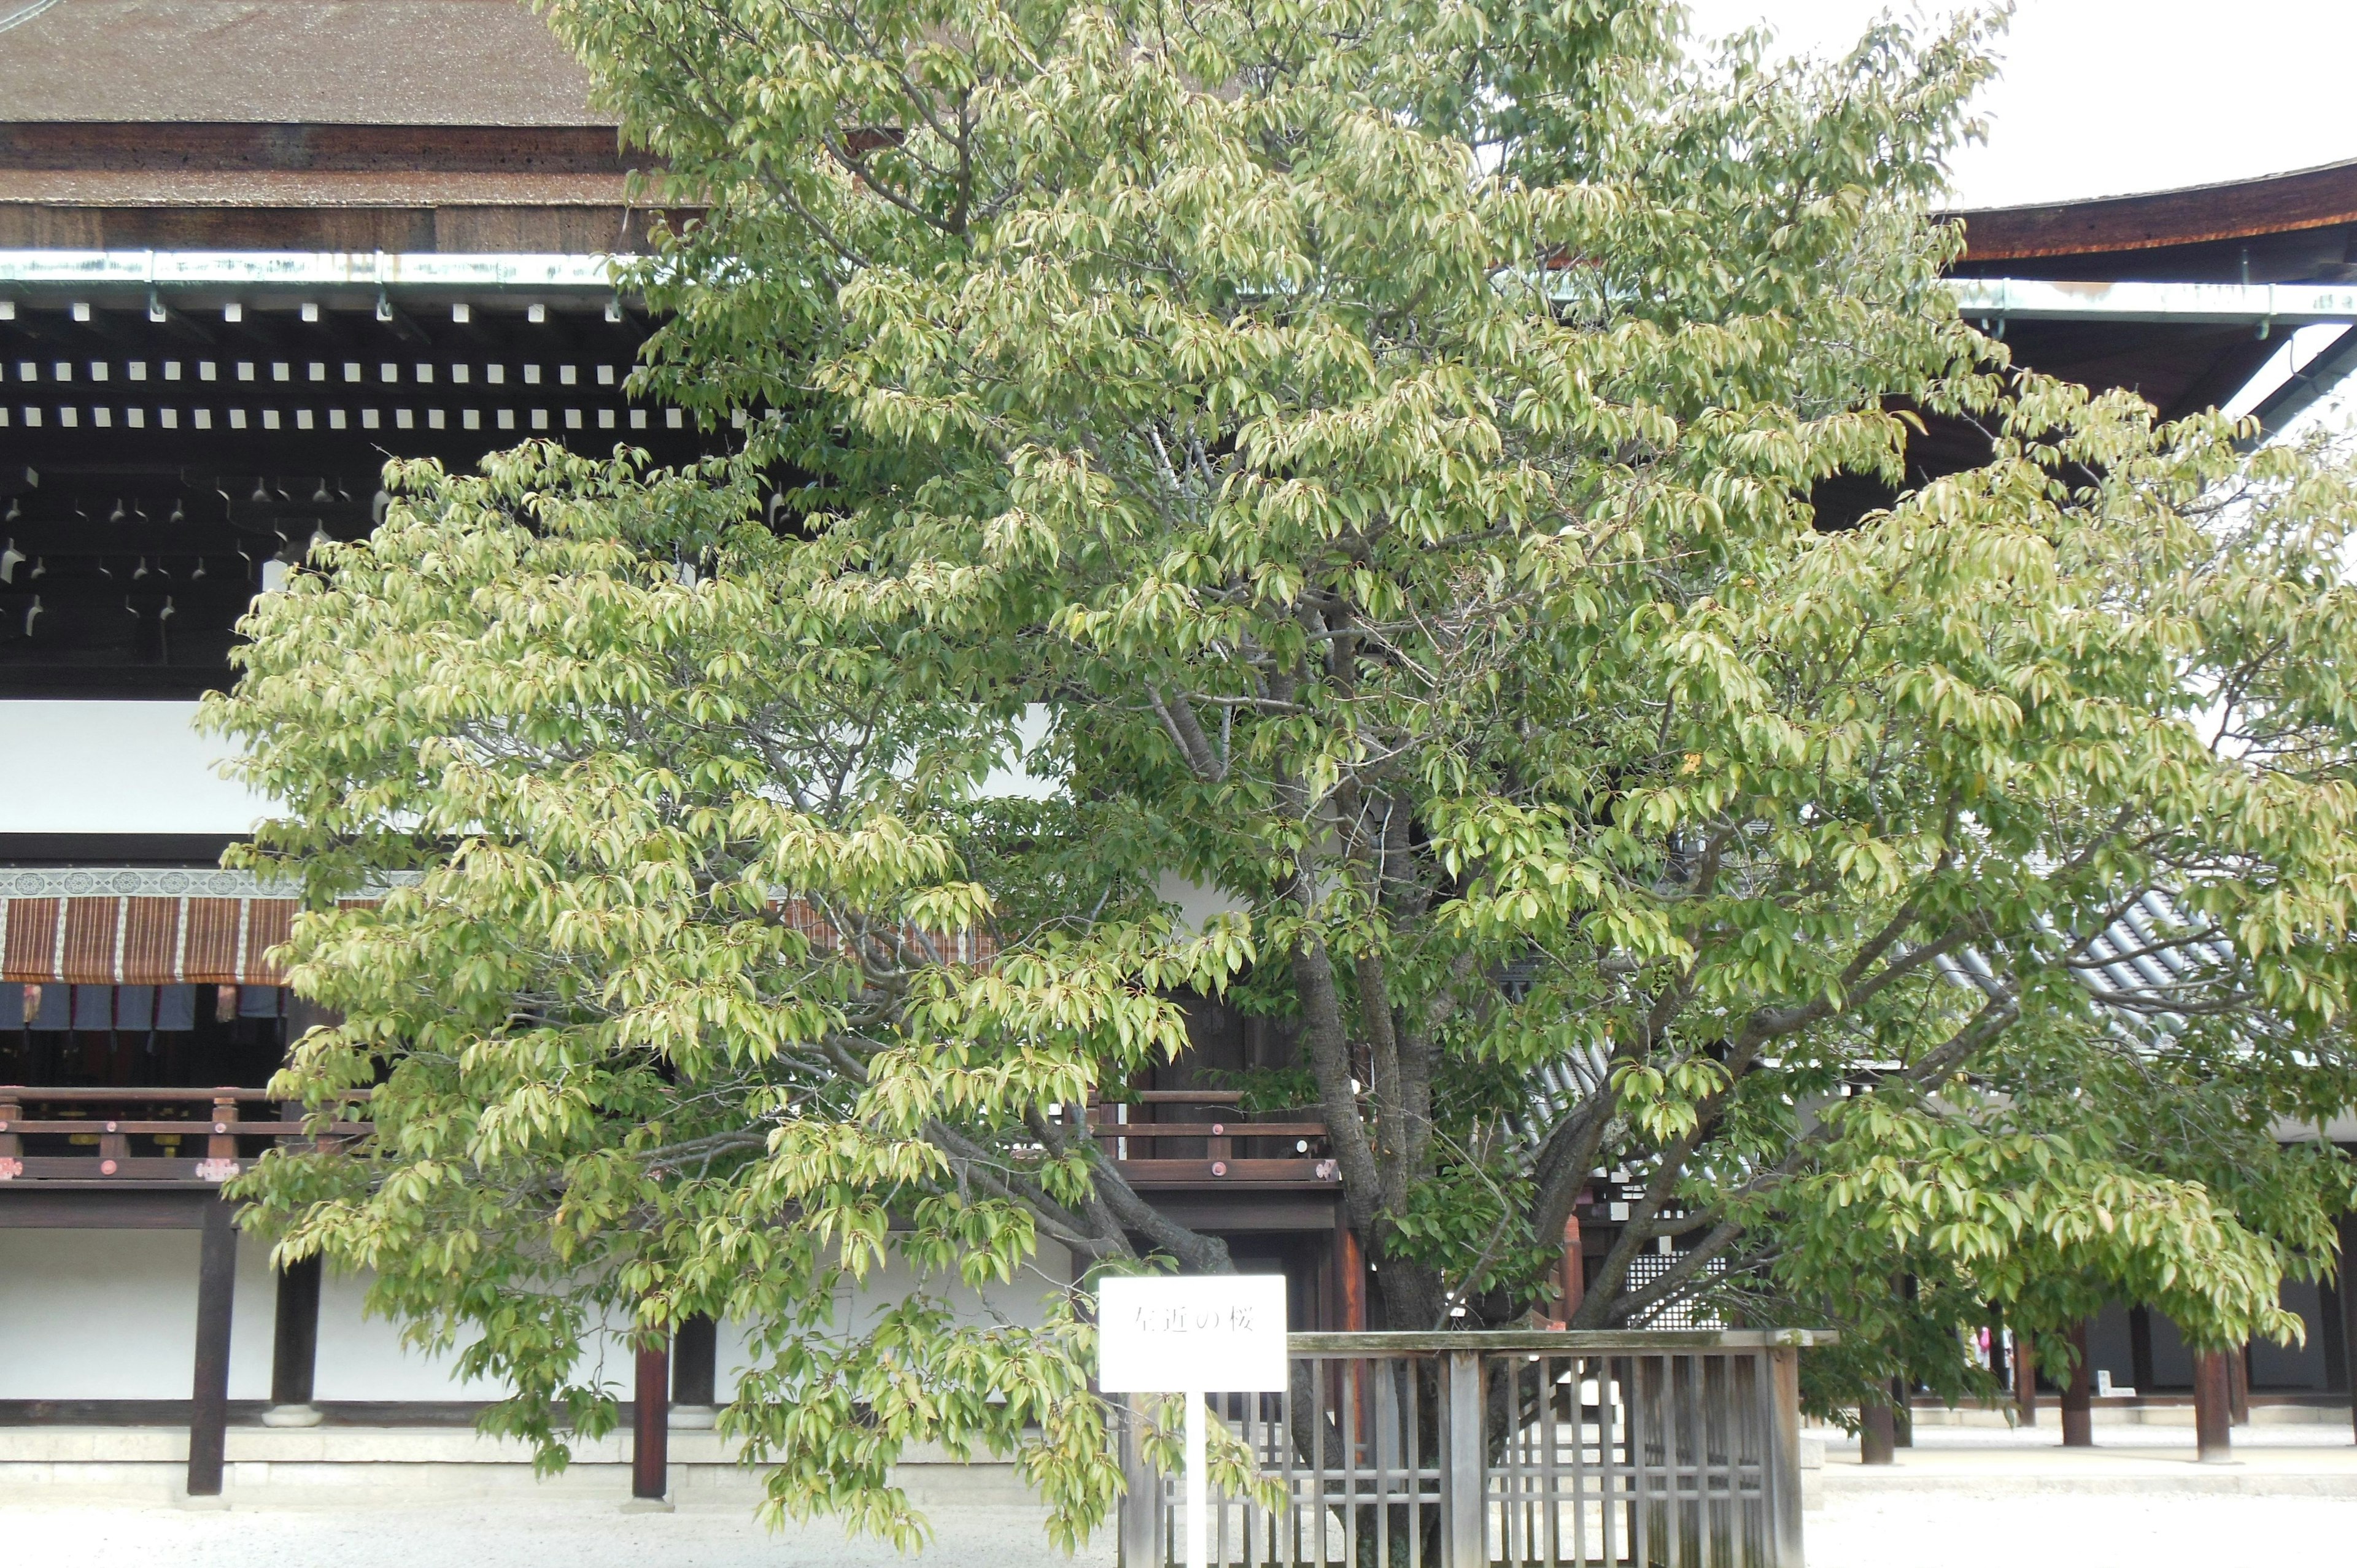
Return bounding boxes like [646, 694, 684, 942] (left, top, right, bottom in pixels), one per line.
[1624, 1251, 1726, 1329]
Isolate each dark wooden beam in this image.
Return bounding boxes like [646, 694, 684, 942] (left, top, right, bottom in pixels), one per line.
[0, 1186, 217, 1227]
[0, 123, 638, 175]
[186, 1195, 236, 1496]
[0, 832, 241, 867]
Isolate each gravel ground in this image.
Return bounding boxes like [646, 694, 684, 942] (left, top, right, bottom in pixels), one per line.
[1813, 1420, 2357, 1450]
[1812, 1491, 2357, 1568]
[8, 1491, 2357, 1568]
[0, 1500, 1117, 1567]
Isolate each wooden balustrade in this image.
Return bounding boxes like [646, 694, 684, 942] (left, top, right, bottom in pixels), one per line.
[0, 1082, 1337, 1189]
[0, 1085, 367, 1186]
[1085, 1092, 1341, 1189]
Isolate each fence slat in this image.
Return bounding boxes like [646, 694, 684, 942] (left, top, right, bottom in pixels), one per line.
[1118, 1332, 1824, 1567]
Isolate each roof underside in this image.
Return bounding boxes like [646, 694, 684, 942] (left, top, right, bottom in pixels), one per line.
[1941, 159, 2357, 430]
[1951, 156, 2357, 279]
[0, 0, 602, 126]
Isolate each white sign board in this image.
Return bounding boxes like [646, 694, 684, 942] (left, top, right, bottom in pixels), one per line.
[1097, 1275, 1289, 1393]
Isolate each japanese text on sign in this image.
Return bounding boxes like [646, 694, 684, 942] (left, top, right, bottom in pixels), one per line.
[1097, 1275, 1288, 1393]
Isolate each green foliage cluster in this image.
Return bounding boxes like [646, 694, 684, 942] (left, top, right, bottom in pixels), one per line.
[209, 0, 2357, 1540]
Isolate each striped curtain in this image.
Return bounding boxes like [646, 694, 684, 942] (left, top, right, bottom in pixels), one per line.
[0, 884, 996, 986]
[0, 895, 296, 986]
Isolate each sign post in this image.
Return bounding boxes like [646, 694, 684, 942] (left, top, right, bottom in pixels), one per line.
[1098, 1275, 1288, 1568]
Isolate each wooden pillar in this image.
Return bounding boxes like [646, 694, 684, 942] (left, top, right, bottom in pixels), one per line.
[1555, 1208, 1584, 1325]
[2061, 1320, 2094, 1447]
[1859, 1396, 1896, 1464]
[1332, 1209, 1366, 1332]
[2014, 1330, 2037, 1427]
[1443, 1351, 1484, 1568]
[2129, 1305, 2156, 1397]
[265, 1254, 323, 1424]
[1765, 1347, 1806, 1568]
[632, 1334, 670, 1500]
[2193, 1350, 2233, 1462]
[2340, 1215, 2357, 1443]
[187, 1196, 238, 1497]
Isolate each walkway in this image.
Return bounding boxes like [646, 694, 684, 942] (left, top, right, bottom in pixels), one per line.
[1811, 1422, 2357, 1568]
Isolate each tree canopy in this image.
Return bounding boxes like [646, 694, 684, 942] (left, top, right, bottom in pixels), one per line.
[211, 0, 2357, 1543]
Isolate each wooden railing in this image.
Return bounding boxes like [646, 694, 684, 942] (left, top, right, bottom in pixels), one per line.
[0, 1083, 1336, 1191]
[1090, 1091, 1341, 1189]
[0, 1086, 366, 1186]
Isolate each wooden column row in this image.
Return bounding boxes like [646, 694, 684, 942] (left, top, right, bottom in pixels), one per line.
[185, 1251, 723, 1502]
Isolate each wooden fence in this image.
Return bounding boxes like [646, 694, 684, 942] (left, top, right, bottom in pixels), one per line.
[1117, 1330, 1827, 1568]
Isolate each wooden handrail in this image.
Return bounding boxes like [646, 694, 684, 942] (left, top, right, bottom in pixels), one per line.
[0, 1086, 370, 1103]
[1285, 1329, 1836, 1351]
[1104, 1126, 1328, 1138]
[0, 1119, 368, 1136]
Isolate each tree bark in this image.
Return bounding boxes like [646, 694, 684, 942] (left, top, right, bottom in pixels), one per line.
[2193, 1350, 2233, 1462]
[2061, 1320, 2094, 1448]
[1859, 1398, 1895, 1466]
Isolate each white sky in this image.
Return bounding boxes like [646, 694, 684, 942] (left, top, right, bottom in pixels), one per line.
[1682, 2, 2357, 437]
[1681, 1, 2357, 210]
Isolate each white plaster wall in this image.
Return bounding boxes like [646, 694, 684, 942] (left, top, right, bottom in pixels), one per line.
[0, 700, 271, 835]
[0, 1229, 1072, 1404]
[0, 1229, 491, 1402]
[0, 1229, 274, 1398]
[713, 1246, 1075, 1399]
[308, 1267, 501, 1402]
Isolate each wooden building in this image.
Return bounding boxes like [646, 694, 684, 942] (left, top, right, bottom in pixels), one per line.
[0, 0, 2351, 1499]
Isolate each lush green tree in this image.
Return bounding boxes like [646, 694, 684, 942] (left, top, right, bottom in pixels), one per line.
[211, 0, 2357, 1541]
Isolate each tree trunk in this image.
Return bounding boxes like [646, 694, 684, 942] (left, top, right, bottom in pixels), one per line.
[2193, 1350, 2233, 1462]
[2061, 1320, 2094, 1448]
[1859, 1398, 1895, 1465]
